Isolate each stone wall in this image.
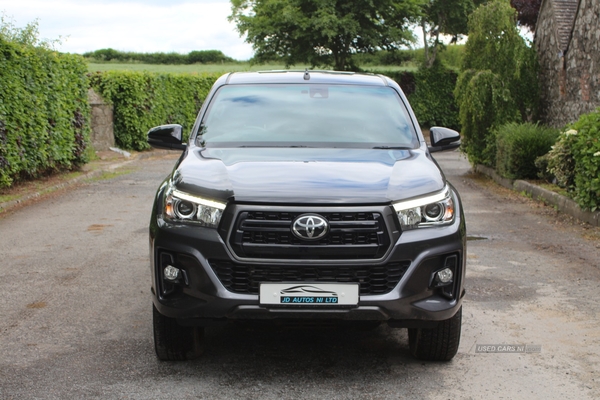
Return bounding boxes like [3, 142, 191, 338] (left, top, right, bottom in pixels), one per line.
[87, 89, 114, 151]
[536, 0, 600, 128]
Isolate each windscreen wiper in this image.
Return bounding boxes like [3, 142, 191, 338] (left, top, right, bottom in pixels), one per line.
[237, 145, 313, 148]
[371, 146, 413, 150]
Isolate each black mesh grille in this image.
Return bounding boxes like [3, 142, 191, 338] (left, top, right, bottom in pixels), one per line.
[229, 210, 391, 259]
[209, 260, 410, 295]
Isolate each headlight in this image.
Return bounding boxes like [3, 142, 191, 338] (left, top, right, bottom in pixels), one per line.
[393, 185, 455, 230]
[164, 188, 226, 228]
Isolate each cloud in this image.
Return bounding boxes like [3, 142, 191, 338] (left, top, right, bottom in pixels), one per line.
[0, 0, 254, 60]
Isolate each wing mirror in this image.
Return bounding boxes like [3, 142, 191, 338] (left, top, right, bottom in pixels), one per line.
[147, 124, 186, 151]
[428, 127, 461, 153]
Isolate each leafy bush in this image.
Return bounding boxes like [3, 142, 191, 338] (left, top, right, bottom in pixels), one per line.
[540, 108, 600, 211]
[0, 20, 90, 189]
[570, 109, 600, 211]
[88, 71, 221, 150]
[541, 130, 577, 189]
[454, 0, 539, 167]
[495, 122, 559, 179]
[408, 61, 460, 130]
[455, 69, 519, 166]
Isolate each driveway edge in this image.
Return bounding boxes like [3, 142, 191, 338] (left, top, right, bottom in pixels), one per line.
[475, 164, 600, 227]
[0, 149, 173, 214]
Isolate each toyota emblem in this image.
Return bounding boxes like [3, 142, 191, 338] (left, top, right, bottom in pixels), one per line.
[292, 214, 329, 240]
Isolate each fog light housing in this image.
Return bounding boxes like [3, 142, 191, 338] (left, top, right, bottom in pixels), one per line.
[436, 268, 453, 284]
[163, 265, 180, 281]
[430, 254, 459, 299]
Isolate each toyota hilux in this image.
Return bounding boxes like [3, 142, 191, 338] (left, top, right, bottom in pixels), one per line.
[147, 70, 466, 361]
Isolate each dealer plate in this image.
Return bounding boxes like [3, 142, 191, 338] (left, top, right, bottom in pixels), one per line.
[259, 283, 359, 306]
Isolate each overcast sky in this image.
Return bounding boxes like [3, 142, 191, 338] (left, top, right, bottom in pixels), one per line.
[0, 0, 255, 60]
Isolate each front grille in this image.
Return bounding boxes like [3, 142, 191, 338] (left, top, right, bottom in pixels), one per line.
[209, 260, 410, 295]
[229, 210, 391, 260]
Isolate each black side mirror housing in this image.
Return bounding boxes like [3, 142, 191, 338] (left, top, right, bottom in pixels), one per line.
[428, 126, 461, 153]
[147, 124, 186, 150]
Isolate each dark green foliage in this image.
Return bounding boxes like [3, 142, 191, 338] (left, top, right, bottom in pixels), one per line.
[83, 48, 236, 64]
[0, 37, 90, 189]
[370, 68, 458, 130]
[88, 71, 221, 151]
[372, 70, 417, 95]
[408, 62, 460, 129]
[534, 152, 554, 183]
[187, 50, 235, 64]
[454, 0, 539, 167]
[495, 122, 559, 179]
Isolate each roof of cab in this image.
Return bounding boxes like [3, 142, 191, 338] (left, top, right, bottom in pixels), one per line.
[222, 70, 392, 86]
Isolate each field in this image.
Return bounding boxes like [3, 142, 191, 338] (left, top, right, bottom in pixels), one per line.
[87, 62, 417, 74]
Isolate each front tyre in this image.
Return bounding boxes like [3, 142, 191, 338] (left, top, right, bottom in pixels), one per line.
[153, 305, 205, 361]
[408, 306, 462, 361]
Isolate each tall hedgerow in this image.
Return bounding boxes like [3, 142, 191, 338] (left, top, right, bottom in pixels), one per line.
[454, 0, 539, 166]
[88, 71, 221, 150]
[408, 61, 460, 130]
[0, 17, 90, 189]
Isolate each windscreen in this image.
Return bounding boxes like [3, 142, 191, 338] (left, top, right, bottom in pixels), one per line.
[197, 84, 419, 148]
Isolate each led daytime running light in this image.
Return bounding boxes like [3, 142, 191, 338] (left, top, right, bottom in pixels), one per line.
[172, 190, 226, 210]
[393, 186, 450, 212]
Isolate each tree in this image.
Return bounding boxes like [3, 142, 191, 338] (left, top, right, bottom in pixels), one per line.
[510, 0, 542, 31]
[419, 0, 481, 67]
[454, 0, 539, 166]
[229, 0, 423, 71]
[0, 13, 61, 49]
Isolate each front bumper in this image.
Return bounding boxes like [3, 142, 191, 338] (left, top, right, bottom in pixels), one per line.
[149, 193, 466, 328]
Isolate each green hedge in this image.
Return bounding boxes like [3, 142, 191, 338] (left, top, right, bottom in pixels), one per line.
[0, 38, 90, 189]
[495, 122, 559, 180]
[88, 71, 222, 150]
[372, 69, 460, 130]
[407, 62, 460, 130]
[374, 70, 417, 96]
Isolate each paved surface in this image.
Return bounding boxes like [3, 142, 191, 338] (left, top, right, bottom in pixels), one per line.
[0, 150, 599, 399]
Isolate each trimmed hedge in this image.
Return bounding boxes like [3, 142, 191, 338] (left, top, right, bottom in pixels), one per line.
[375, 70, 417, 96]
[407, 62, 460, 130]
[0, 37, 90, 189]
[88, 71, 222, 150]
[370, 68, 460, 130]
[495, 122, 559, 180]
